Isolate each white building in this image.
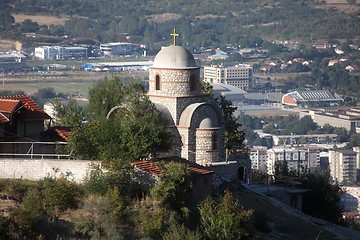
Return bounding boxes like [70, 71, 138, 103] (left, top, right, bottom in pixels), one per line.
[329, 149, 357, 184]
[99, 42, 142, 56]
[340, 186, 360, 212]
[267, 146, 320, 176]
[203, 64, 253, 90]
[34, 46, 88, 60]
[250, 146, 268, 173]
[210, 83, 247, 105]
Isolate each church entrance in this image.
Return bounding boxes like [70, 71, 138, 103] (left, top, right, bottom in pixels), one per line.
[237, 165, 247, 183]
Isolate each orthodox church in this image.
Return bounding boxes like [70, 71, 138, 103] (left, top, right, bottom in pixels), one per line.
[148, 44, 226, 166]
[146, 30, 251, 181]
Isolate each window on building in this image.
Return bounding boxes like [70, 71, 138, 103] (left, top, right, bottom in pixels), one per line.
[212, 132, 218, 150]
[155, 75, 161, 90]
[190, 75, 196, 92]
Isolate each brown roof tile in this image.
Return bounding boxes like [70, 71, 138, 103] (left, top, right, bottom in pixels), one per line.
[131, 156, 214, 177]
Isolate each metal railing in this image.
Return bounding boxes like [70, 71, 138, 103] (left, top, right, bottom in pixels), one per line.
[0, 141, 73, 159]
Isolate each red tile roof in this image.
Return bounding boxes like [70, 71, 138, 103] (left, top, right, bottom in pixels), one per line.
[0, 95, 50, 120]
[0, 113, 9, 123]
[0, 99, 21, 113]
[131, 156, 214, 177]
[55, 127, 72, 141]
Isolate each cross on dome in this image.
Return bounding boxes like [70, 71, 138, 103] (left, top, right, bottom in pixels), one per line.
[170, 28, 179, 46]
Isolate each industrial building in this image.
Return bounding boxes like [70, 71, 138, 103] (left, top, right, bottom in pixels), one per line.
[34, 46, 88, 60]
[203, 64, 253, 90]
[99, 42, 143, 56]
[282, 90, 343, 107]
[0, 51, 27, 71]
[300, 108, 360, 133]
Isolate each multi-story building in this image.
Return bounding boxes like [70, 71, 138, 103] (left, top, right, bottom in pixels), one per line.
[272, 133, 338, 146]
[329, 149, 357, 184]
[0, 51, 27, 71]
[340, 186, 360, 212]
[203, 64, 252, 90]
[99, 42, 142, 56]
[34, 46, 88, 60]
[267, 146, 320, 176]
[300, 108, 360, 133]
[249, 146, 268, 173]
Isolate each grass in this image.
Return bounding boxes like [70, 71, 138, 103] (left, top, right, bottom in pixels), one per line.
[1, 82, 95, 97]
[12, 14, 70, 26]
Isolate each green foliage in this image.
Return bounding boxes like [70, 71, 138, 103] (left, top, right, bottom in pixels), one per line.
[300, 170, 343, 224]
[218, 95, 245, 155]
[198, 190, 254, 240]
[162, 224, 202, 240]
[82, 166, 130, 196]
[3, 179, 37, 201]
[73, 195, 123, 240]
[52, 98, 84, 128]
[150, 162, 193, 210]
[39, 177, 82, 215]
[11, 188, 42, 229]
[134, 195, 179, 239]
[69, 76, 171, 167]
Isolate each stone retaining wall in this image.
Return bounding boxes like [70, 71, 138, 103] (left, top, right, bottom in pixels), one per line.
[0, 158, 100, 183]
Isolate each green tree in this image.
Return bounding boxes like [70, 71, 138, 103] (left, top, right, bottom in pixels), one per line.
[150, 162, 193, 211]
[68, 76, 171, 169]
[198, 190, 254, 240]
[218, 95, 246, 160]
[52, 99, 83, 128]
[300, 170, 343, 224]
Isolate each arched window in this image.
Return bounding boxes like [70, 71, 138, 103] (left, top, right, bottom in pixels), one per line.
[189, 75, 196, 92]
[155, 75, 161, 90]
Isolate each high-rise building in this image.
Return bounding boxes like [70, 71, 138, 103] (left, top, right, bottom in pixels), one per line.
[267, 146, 320, 176]
[250, 146, 268, 173]
[329, 149, 357, 184]
[203, 64, 252, 90]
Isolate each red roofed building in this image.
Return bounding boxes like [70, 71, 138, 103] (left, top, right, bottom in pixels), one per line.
[0, 95, 50, 139]
[131, 156, 214, 208]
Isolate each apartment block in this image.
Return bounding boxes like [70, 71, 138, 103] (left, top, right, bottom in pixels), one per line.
[203, 64, 252, 90]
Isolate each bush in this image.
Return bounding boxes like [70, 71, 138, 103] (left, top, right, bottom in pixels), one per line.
[3, 179, 37, 201]
[11, 188, 42, 229]
[39, 177, 82, 215]
[162, 224, 202, 240]
[82, 166, 130, 196]
[73, 195, 123, 240]
[150, 162, 192, 211]
[198, 190, 254, 240]
[133, 195, 179, 239]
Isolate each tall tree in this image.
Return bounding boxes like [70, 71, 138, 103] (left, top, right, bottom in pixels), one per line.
[218, 95, 246, 160]
[68, 76, 171, 170]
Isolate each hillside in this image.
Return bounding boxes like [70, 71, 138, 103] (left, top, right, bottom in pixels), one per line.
[1, 183, 359, 239]
[1, 0, 359, 50]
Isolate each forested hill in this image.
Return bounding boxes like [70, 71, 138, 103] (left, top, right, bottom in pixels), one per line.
[1, 0, 359, 49]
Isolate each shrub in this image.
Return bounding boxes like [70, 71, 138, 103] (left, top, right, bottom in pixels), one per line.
[73, 195, 123, 240]
[82, 166, 130, 196]
[11, 188, 42, 229]
[162, 224, 202, 240]
[198, 190, 254, 240]
[133, 195, 179, 239]
[150, 162, 192, 210]
[39, 177, 82, 215]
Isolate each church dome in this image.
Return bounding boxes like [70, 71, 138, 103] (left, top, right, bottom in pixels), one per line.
[152, 45, 198, 69]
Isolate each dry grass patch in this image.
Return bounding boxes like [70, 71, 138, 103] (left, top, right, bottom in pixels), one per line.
[12, 14, 70, 26]
[146, 13, 182, 23]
